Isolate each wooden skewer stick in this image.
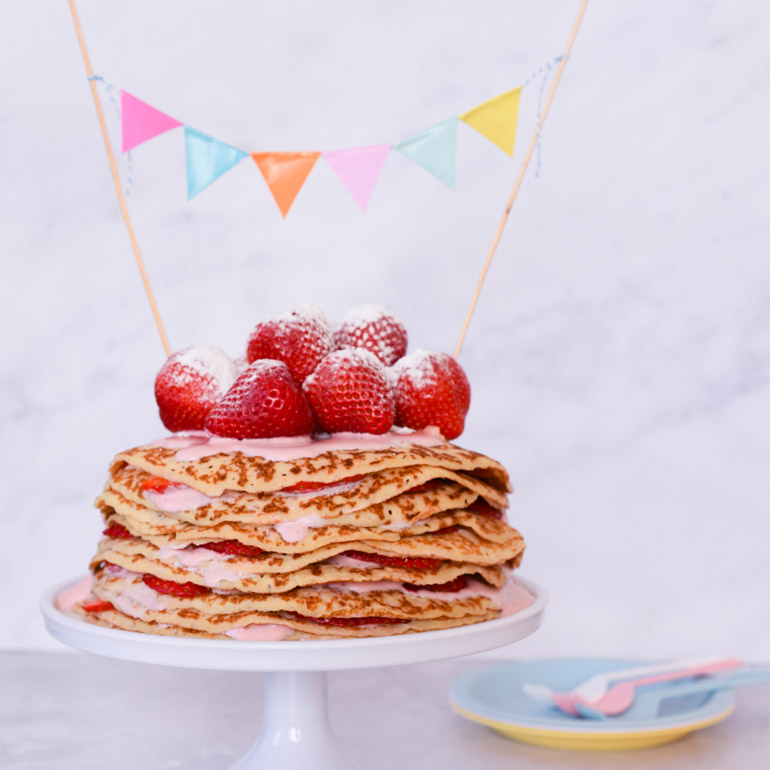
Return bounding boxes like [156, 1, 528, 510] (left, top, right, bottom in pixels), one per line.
[67, 0, 172, 357]
[453, 0, 589, 360]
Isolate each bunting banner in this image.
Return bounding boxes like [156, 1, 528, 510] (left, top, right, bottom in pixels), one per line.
[395, 117, 458, 189]
[460, 87, 522, 156]
[185, 127, 248, 199]
[112, 63, 555, 216]
[251, 152, 321, 217]
[121, 91, 181, 152]
[323, 144, 391, 211]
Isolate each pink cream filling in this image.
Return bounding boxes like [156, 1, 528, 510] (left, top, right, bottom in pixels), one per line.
[226, 624, 294, 641]
[152, 427, 445, 463]
[273, 514, 327, 543]
[145, 485, 223, 512]
[155, 545, 247, 587]
[55, 575, 94, 612]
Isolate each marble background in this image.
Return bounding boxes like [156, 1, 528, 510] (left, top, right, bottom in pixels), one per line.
[2, 0, 769, 657]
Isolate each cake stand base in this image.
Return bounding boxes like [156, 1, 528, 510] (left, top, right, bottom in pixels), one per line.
[233, 671, 361, 770]
[42, 577, 546, 770]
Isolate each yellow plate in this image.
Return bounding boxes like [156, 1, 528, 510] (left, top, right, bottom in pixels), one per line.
[451, 700, 734, 751]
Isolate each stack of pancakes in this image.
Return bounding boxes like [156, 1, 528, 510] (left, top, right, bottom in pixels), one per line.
[75, 433, 528, 640]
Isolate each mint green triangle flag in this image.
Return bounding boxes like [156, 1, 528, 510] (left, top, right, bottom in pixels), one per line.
[395, 117, 458, 189]
[185, 127, 248, 199]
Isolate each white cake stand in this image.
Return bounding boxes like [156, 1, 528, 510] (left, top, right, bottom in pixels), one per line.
[41, 576, 546, 770]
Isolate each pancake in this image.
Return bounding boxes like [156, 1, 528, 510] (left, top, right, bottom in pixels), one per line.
[106, 463, 509, 524]
[92, 539, 512, 593]
[114, 437, 510, 496]
[92, 571, 504, 620]
[98, 498, 517, 552]
[76, 604, 501, 639]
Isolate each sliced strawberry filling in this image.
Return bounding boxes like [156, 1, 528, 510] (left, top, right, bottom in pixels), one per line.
[432, 524, 460, 535]
[343, 550, 443, 570]
[469, 499, 504, 519]
[287, 612, 407, 627]
[282, 474, 364, 494]
[102, 522, 134, 539]
[141, 475, 183, 494]
[403, 575, 468, 593]
[199, 540, 263, 557]
[141, 574, 212, 597]
[81, 599, 115, 613]
[406, 480, 442, 494]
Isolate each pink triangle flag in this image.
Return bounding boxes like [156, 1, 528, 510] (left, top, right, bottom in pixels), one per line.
[121, 91, 182, 153]
[323, 144, 391, 211]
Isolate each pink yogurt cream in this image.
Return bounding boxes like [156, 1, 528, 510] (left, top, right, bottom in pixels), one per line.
[155, 545, 246, 587]
[151, 427, 445, 463]
[273, 514, 326, 543]
[226, 624, 293, 641]
[145, 486, 222, 512]
[55, 575, 94, 612]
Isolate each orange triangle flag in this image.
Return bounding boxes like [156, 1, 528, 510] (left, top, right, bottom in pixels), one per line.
[251, 152, 321, 217]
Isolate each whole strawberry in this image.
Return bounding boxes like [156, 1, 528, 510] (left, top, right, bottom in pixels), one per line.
[205, 360, 315, 439]
[333, 304, 407, 366]
[246, 305, 333, 383]
[154, 345, 238, 432]
[392, 351, 470, 440]
[303, 349, 395, 434]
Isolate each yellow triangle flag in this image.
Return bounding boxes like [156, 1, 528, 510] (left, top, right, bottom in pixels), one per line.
[460, 87, 522, 156]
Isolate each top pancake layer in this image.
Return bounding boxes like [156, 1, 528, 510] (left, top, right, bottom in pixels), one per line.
[114, 439, 511, 496]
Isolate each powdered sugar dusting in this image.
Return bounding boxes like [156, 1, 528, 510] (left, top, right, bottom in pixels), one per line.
[391, 349, 438, 389]
[246, 304, 334, 383]
[333, 304, 407, 366]
[166, 345, 238, 395]
[277, 303, 331, 333]
[307, 347, 388, 383]
[339, 303, 400, 327]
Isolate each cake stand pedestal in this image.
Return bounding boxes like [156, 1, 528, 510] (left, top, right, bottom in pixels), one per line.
[42, 577, 546, 770]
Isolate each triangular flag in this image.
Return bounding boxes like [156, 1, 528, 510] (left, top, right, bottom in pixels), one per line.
[394, 117, 457, 188]
[121, 91, 182, 152]
[251, 152, 321, 217]
[460, 87, 521, 156]
[323, 144, 391, 211]
[185, 127, 248, 199]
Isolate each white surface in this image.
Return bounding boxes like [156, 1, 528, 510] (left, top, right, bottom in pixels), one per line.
[3, 653, 769, 769]
[2, 0, 770, 658]
[40, 576, 546, 670]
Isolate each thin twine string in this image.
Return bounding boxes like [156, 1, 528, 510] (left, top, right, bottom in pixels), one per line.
[522, 55, 565, 178]
[88, 75, 133, 194]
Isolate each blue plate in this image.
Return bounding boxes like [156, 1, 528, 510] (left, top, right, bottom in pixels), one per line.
[450, 659, 735, 751]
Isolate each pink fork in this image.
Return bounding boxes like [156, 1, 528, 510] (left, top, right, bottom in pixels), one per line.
[556, 658, 742, 717]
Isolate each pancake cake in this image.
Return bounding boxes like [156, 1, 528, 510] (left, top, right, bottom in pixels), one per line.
[57, 304, 534, 639]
